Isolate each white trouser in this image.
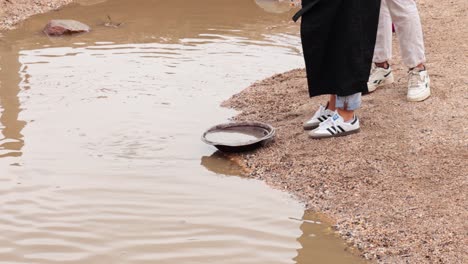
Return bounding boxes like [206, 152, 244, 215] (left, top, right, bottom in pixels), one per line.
[373, 0, 426, 68]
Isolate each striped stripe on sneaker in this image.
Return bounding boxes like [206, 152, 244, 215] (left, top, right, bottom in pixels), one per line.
[308, 112, 360, 139]
[303, 105, 334, 131]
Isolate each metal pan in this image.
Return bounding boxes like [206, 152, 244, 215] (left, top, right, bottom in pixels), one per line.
[201, 121, 276, 152]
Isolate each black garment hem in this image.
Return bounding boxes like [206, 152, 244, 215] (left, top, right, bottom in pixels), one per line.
[308, 80, 369, 97]
[300, 0, 381, 98]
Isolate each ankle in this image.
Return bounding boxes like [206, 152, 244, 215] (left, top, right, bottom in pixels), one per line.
[411, 64, 426, 71]
[337, 108, 354, 122]
[326, 103, 336, 111]
[375, 61, 389, 69]
[327, 95, 336, 111]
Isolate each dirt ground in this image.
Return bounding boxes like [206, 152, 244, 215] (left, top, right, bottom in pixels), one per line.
[1, 0, 466, 263]
[225, 0, 467, 263]
[0, 0, 73, 31]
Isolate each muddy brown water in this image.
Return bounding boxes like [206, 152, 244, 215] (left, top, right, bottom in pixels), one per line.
[205, 131, 259, 145]
[0, 0, 366, 263]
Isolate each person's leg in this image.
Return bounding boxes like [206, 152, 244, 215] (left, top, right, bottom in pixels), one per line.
[301, 0, 343, 97]
[386, 0, 425, 68]
[328, 94, 336, 110]
[309, 93, 361, 138]
[387, 0, 430, 101]
[368, 0, 395, 92]
[373, 0, 393, 64]
[300, 0, 343, 131]
[335, 93, 361, 121]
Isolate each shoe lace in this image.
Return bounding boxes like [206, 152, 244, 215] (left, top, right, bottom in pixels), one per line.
[311, 105, 324, 119]
[408, 70, 422, 89]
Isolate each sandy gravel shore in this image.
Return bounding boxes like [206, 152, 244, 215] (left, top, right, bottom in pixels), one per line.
[225, 0, 467, 263]
[0, 0, 73, 31]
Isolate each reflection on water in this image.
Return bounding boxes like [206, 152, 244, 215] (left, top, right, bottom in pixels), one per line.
[201, 152, 246, 177]
[295, 212, 366, 264]
[0, 50, 25, 158]
[0, 0, 364, 263]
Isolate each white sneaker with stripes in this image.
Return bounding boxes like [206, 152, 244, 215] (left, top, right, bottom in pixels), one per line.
[367, 64, 394, 92]
[303, 105, 334, 130]
[308, 112, 360, 139]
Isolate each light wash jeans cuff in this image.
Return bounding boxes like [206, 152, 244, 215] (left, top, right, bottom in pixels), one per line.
[335, 93, 361, 111]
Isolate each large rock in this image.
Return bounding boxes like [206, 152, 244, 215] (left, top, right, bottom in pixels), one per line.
[43, 19, 90, 36]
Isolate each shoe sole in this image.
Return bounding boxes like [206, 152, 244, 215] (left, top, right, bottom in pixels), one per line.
[303, 123, 319, 131]
[309, 128, 361, 139]
[368, 73, 395, 93]
[407, 89, 431, 102]
[407, 80, 431, 102]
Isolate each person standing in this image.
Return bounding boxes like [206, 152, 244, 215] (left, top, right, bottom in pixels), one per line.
[368, 0, 430, 102]
[300, 0, 381, 138]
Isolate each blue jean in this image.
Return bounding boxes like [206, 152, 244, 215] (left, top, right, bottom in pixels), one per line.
[336, 93, 362, 111]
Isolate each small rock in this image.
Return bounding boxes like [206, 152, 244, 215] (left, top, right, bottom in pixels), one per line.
[43, 19, 90, 36]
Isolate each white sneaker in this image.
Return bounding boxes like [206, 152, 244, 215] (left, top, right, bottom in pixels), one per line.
[367, 64, 394, 92]
[303, 105, 334, 130]
[407, 68, 431, 102]
[308, 112, 360, 139]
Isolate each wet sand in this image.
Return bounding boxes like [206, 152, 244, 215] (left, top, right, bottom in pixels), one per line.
[225, 0, 468, 263]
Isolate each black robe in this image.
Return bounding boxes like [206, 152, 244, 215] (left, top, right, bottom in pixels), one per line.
[300, 0, 381, 97]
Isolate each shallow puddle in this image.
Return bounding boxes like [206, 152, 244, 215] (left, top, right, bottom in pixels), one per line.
[0, 0, 365, 263]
